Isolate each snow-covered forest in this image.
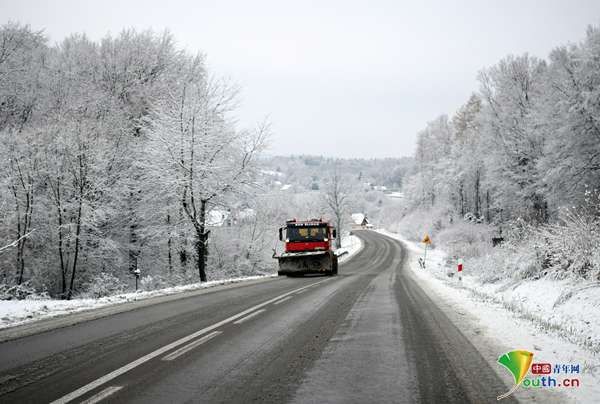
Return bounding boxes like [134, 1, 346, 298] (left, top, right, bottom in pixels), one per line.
[0, 23, 275, 299]
[395, 24, 600, 283]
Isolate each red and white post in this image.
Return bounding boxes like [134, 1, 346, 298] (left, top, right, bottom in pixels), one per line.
[457, 258, 463, 281]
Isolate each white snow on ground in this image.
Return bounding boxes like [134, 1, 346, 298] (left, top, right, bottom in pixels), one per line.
[0, 275, 276, 330]
[336, 234, 363, 262]
[377, 228, 600, 403]
[0, 236, 364, 332]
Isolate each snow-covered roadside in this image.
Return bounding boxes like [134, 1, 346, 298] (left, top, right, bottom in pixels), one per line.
[377, 228, 600, 403]
[337, 233, 363, 263]
[0, 236, 363, 332]
[0, 275, 276, 330]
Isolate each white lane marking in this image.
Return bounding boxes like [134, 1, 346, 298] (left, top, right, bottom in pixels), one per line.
[49, 278, 332, 404]
[272, 296, 293, 305]
[162, 331, 222, 361]
[295, 289, 308, 295]
[79, 386, 123, 404]
[233, 309, 266, 325]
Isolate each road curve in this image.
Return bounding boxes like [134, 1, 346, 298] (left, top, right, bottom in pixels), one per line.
[0, 231, 515, 403]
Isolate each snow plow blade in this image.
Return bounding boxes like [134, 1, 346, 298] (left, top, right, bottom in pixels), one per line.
[275, 250, 338, 276]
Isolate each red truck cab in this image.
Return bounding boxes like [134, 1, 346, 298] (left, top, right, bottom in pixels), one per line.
[280, 219, 336, 253]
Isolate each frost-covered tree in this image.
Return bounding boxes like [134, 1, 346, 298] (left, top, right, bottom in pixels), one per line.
[449, 94, 487, 219]
[538, 26, 600, 209]
[147, 61, 268, 281]
[0, 23, 47, 285]
[325, 165, 351, 248]
[478, 54, 548, 223]
[411, 115, 452, 208]
[97, 30, 180, 274]
[0, 23, 271, 296]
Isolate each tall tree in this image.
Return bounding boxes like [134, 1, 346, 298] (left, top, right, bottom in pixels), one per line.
[538, 26, 600, 210]
[478, 54, 548, 222]
[0, 23, 47, 284]
[325, 165, 350, 249]
[450, 94, 485, 219]
[148, 62, 268, 281]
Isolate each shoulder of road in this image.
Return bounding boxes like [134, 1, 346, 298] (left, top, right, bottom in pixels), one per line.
[0, 234, 364, 343]
[0, 277, 280, 343]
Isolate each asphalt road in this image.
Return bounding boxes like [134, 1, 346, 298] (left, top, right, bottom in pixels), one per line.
[0, 230, 515, 403]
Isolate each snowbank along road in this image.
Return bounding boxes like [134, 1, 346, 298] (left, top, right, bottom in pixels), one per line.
[0, 230, 515, 403]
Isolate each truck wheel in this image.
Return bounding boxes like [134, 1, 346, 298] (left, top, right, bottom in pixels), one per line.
[277, 271, 284, 276]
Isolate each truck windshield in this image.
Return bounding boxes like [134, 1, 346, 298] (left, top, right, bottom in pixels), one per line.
[287, 226, 327, 242]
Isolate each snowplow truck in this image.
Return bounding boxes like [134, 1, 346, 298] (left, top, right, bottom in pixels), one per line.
[274, 218, 338, 276]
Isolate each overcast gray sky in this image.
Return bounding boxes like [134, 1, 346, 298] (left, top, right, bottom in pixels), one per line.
[1, 1, 599, 158]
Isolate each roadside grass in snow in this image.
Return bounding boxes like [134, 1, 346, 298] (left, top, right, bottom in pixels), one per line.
[386, 194, 600, 355]
[464, 283, 600, 355]
[384, 218, 600, 355]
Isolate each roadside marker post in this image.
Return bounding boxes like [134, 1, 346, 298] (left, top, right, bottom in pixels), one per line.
[421, 234, 432, 269]
[457, 258, 463, 281]
[134, 268, 141, 291]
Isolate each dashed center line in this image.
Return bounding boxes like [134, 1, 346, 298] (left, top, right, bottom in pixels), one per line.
[80, 386, 123, 404]
[49, 277, 332, 404]
[273, 296, 293, 305]
[162, 331, 222, 361]
[233, 309, 267, 324]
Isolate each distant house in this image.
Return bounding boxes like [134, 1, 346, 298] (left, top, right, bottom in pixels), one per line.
[351, 213, 365, 225]
[206, 209, 230, 227]
[351, 213, 368, 229]
[207, 207, 257, 227]
[260, 169, 284, 178]
[360, 215, 372, 228]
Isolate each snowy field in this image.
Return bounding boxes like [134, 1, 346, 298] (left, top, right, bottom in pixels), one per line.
[377, 229, 600, 403]
[0, 234, 363, 331]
